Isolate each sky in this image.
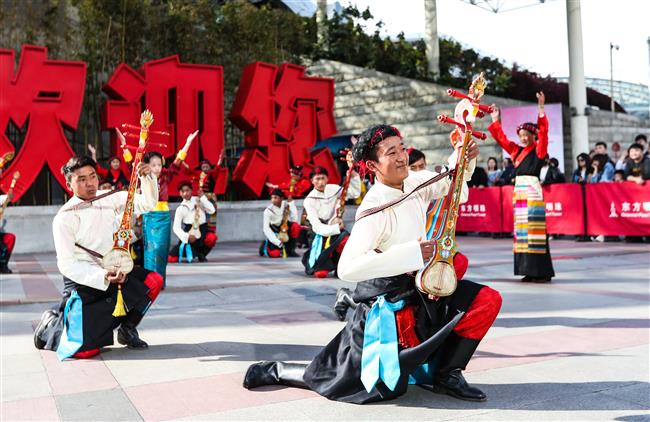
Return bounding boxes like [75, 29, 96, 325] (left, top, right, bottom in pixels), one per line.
[341, 0, 650, 86]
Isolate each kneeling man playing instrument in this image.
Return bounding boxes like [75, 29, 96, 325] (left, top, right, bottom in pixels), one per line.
[34, 155, 163, 359]
[260, 188, 300, 258]
[244, 123, 502, 403]
[302, 151, 361, 278]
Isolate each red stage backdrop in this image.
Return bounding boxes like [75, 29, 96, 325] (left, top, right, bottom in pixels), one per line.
[230, 62, 339, 197]
[103, 56, 227, 195]
[585, 183, 650, 236]
[0, 45, 86, 201]
[542, 183, 585, 235]
[457, 187, 502, 232]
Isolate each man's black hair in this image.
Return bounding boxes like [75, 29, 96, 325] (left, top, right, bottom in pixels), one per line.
[61, 155, 97, 181]
[352, 124, 401, 162]
[595, 141, 607, 149]
[143, 151, 164, 164]
[408, 148, 426, 165]
[634, 134, 647, 143]
[178, 180, 193, 191]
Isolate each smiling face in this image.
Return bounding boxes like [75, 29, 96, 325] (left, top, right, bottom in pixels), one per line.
[67, 165, 99, 200]
[517, 129, 536, 146]
[366, 136, 409, 187]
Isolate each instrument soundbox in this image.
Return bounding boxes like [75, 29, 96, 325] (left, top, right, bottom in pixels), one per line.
[415, 73, 492, 297]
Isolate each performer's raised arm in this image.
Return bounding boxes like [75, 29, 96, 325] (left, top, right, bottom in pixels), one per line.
[535, 92, 549, 159]
[488, 105, 520, 156]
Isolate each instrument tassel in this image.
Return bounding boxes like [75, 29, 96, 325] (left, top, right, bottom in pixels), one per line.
[112, 285, 128, 317]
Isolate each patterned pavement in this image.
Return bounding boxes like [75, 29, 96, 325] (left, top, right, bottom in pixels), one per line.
[1, 238, 649, 421]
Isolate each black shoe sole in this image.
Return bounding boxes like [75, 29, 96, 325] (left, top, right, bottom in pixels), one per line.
[33, 311, 57, 350]
[432, 384, 487, 402]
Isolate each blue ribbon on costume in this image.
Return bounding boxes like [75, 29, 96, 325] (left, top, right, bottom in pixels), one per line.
[56, 290, 83, 361]
[308, 234, 323, 268]
[360, 295, 406, 393]
[179, 242, 193, 263]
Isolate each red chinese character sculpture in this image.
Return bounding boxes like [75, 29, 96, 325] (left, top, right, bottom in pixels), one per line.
[230, 62, 339, 197]
[103, 56, 227, 194]
[0, 45, 86, 200]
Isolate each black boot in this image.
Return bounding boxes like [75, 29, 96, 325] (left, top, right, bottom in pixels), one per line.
[433, 369, 486, 402]
[117, 323, 148, 349]
[332, 287, 357, 321]
[433, 332, 486, 401]
[33, 310, 58, 349]
[0, 258, 11, 274]
[243, 361, 308, 389]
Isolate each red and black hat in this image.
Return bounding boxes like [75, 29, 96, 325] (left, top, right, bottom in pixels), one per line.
[309, 166, 328, 179]
[517, 122, 538, 135]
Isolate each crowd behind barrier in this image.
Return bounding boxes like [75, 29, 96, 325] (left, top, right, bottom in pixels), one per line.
[457, 183, 650, 236]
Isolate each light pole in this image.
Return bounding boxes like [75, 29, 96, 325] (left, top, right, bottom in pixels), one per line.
[609, 42, 619, 112]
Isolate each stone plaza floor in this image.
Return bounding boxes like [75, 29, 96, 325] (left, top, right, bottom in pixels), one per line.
[1, 237, 649, 421]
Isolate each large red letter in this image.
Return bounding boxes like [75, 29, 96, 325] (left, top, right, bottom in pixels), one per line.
[0, 45, 86, 200]
[230, 62, 339, 197]
[103, 56, 226, 194]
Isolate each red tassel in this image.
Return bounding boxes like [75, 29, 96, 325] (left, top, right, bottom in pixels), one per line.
[395, 305, 421, 349]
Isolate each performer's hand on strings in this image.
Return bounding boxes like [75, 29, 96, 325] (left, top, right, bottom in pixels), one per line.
[106, 270, 126, 285]
[418, 237, 434, 262]
[338, 218, 345, 231]
[188, 234, 197, 243]
[135, 162, 151, 177]
[489, 104, 499, 123]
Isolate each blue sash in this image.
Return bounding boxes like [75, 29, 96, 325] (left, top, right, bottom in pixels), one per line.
[143, 211, 171, 279]
[360, 295, 406, 393]
[179, 242, 193, 263]
[308, 234, 323, 268]
[56, 290, 83, 361]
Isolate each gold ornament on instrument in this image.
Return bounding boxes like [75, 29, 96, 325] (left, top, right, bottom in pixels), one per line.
[0, 151, 15, 170]
[0, 171, 20, 222]
[103, 110, 169, 316]
[415, 73, 492, 297]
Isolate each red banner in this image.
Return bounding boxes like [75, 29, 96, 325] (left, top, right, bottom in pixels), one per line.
[585, 183, 650, 236]
[542, 183, 585, 235]
[501, 185, 514, 233]
[457, 187, 502, 232]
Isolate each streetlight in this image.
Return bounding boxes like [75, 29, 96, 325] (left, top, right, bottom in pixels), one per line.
[610, 42, 619, 112]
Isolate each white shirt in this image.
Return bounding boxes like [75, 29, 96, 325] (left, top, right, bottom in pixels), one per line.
[303, 172, 361, 237]
[0, 194, 6, 206]
[337, 153, 474, 282]
[539, 165, 549, 183]
[52, 174, 159, 291]
[263, 200, 298, 247]
[173, 195, 216, 244]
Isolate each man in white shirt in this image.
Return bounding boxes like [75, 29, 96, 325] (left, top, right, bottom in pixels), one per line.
[259, 188, 300, 258]
[301, 160, 361, 277]
[244, 124, 502, 405]
[0, 191, 16, 274]
[34, 155, 164, 360]
[168, 181, 217, 263]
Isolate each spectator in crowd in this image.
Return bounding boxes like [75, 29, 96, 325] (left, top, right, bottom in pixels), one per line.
[572, 153, 591, 183]
[486, 157, 502, 186]
[634, 134, 648, 157]
[468, 165, 488, 188]
[541, 156, 565, 185]
[588, 154, 615, 183]
[614, 170, 625, 182]
[623, 143, 650, 184]
[496, 158, 516, 186]
[594, 142, 615, 165]
[612, 142, 627, 170]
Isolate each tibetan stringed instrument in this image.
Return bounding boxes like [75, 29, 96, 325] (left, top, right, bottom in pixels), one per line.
[277, 177, 296, 243]
[0, 171, 20, 222]
[415, 73, 492, 297]
[189, 172, 207, 240]
[102, 110, 169, 275]
[329, 147, 356, 224]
